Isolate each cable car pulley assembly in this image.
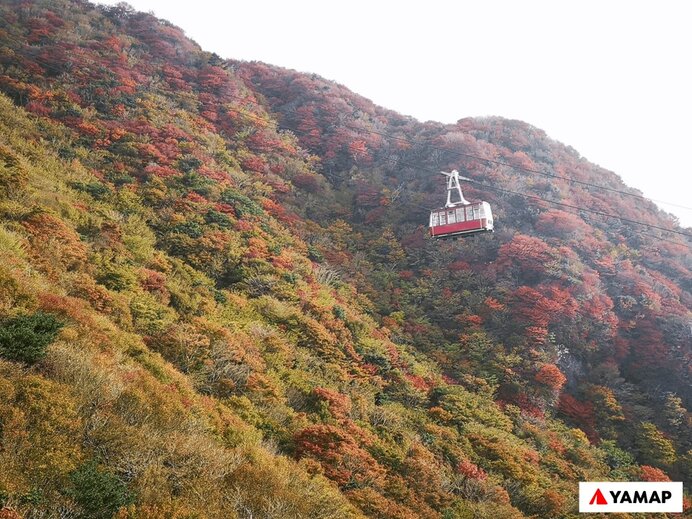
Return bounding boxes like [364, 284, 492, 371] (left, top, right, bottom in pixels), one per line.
[429, 170, 494, 239]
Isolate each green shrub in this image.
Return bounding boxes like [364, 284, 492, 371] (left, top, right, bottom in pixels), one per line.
[205, 209, 233, 228]
[96, 264, 139, 292]
[69, 461, 133, 519]
[0, 311, 63, 364]
[129, 292, 176, 334]
[307, 244, 323, 263]
[332, 305, 346, 320]
[635, 422, 677, 466]
[221, 188, 263, 217]
[171, 221, 203, 238]
[68, 181, 112, 200]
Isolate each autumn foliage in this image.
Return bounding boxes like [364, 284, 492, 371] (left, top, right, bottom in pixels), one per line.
[0, 0, 689, 517]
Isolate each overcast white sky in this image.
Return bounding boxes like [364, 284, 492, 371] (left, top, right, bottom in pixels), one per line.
[98, 0, 692, 227]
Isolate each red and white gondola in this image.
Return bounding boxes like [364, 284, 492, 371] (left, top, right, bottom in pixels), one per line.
[429, 170, 494, 239]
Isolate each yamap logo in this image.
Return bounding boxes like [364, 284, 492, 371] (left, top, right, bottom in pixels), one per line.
[588, 488, 607, 505]
[579, 482, 683, 513]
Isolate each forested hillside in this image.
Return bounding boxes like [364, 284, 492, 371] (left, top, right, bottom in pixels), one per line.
[0, 1, 689, 517]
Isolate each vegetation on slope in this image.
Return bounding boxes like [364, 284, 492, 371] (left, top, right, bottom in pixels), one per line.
[0, 1, 689, 517]
[236, 60, 691, 471]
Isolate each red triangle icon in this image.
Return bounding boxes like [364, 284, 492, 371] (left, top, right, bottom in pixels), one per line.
[589, 488, 608, 505]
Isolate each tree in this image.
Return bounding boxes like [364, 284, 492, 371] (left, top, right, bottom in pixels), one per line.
[496, 234, 554, 282]
[534, 364, 566, 391]
[0, 312, 63, 364]
[635, 422, 677, 467]
[535, 209, 588, 237]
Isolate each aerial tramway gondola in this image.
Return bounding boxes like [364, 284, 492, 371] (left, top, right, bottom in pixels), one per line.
[429, 170, 494, 239]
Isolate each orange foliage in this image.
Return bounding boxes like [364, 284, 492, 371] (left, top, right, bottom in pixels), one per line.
[525, 325, 549, 343]
[404, 373, 431, 391]
[536, 209, 589, 236]
[558, 394, 597, 442]
[245, 237, 268, 259]
[294, 424, 386, 488]
[497, 234, 553, 276]
[484, 297, 505, 311]
[313, 387, 352, 420]
[639, 465, 671, 482]
[2, 3, 690, 515]
[534, 364, 567, 391]
[70, 274, 113, 312]
[38, 292, 90, 322]
[456, 460, 488, 480]
[292, 173, 322, 193]
[22, 213, 87, 273]
[511, 286, 568, 328]
[346, 488, 419, 519]
[541, 489, 567, 517]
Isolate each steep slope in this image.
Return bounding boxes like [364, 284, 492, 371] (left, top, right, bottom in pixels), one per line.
[236, 61, 691, 437]
[0, 1, 689, 518]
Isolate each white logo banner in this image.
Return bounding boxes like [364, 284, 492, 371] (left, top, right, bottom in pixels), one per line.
[579, 482, 683, 513]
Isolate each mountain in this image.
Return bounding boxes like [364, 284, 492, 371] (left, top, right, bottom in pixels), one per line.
[0, 1, 689, 517]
